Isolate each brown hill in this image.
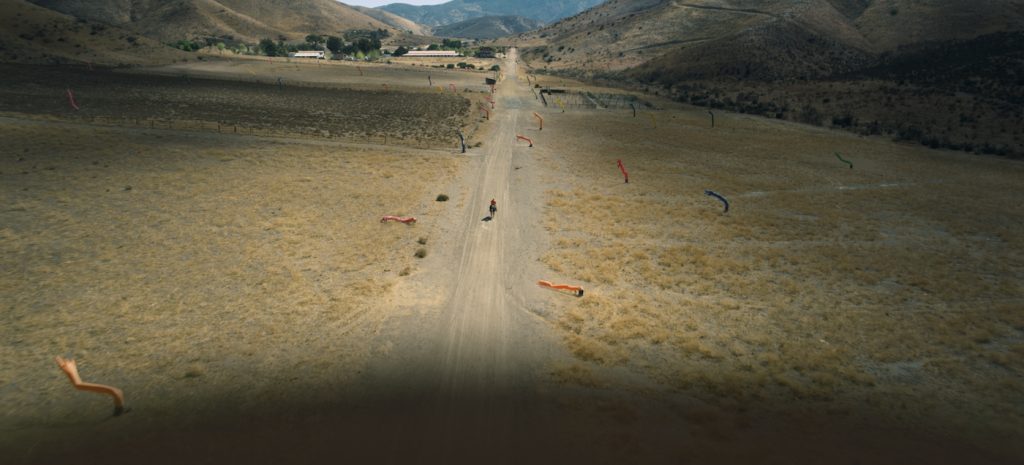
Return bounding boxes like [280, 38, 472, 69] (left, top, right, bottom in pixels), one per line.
[519, 0, 1024, 78]
[26, 0, 395, 43]
[349, 5, 431, 36]
[0, 0, 187, 65]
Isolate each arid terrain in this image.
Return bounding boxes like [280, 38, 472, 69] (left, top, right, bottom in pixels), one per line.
[1, 47, 1022, 465]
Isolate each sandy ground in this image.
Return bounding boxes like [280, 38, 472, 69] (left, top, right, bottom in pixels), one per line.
[1, 49, 1022, 464]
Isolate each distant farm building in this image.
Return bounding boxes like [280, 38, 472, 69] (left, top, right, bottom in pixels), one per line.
[289, 51, 325, 59]
[402, 50, 460, 58]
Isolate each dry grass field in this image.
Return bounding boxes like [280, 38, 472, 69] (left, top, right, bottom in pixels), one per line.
[529, 103, 1024, 458]
[0, 63, 476, 148]
[0, 119, 465, 447]
[161, 55, 500, 94]
[2, 51, 1022, 463]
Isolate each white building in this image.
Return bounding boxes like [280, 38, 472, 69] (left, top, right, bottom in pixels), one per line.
[402, 50, 460, 58]
[289, 50, 325, 59]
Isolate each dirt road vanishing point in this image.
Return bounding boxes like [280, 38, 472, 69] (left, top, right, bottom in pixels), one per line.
[349, 48, 591, 463]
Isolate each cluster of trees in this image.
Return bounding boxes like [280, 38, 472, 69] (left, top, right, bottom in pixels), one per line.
[173, 29, 392, 59]
[419, 39, 465, 53]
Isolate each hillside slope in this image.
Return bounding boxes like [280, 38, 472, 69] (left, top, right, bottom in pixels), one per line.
[519, 0, 1024, 78]
[434, 15, 544, 39]
[27, 0, 394, 43]
[381, 0, 604, 27]
[350, 5, 431, 36]
[0, 0, 187, 65]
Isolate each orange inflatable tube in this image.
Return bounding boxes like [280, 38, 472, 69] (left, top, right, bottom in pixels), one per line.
[479, 103, 490, 120]
[538, 280, 583, 297]
[533, 112, 543, 130]
[516, 135, 534, 147]
[381, 215, 416, 224]
[55, 356, 126, 416]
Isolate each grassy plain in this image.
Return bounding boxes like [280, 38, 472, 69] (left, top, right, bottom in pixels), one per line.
[0, 120, 464, 433]
[531, 103, 1024, 458]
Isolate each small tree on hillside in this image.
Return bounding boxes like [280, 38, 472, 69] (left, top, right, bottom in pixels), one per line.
[393, 46, 409, 57]
[305, 34, 324, 46]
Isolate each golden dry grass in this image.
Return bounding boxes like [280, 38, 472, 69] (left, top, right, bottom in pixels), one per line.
[0, 119, 465, 426]
[532, 105, 1024, 454]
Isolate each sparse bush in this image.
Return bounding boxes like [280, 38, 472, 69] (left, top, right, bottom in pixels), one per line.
[414, 248, 427, 258]
[417, 237, 428, 245]
[436, 194, 449, 202]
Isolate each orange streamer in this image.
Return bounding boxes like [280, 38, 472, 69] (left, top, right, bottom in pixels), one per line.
[533, 112, 543, 130]
[537, 280, 584, 296]
[516, 135, 533, 147]
[55, 356, 126, 415]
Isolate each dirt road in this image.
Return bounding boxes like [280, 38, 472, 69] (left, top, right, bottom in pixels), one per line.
[350, 47, 576, 463]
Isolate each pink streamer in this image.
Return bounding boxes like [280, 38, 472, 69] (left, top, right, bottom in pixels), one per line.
[66, 88, 79, 110]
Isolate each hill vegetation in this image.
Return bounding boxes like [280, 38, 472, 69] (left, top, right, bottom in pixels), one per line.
[0, 0, 188, 65]
[26, 0, 394, 43]
[433, 15, 544, 39]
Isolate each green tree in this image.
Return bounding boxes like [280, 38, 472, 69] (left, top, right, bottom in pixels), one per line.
[259, 38, 278, 56]
[305, 34, 323, 46]
[393, 46, 408, 57]
[326, 36, 343, 54]
[216, 42, 226, 54]
[427, 43, 440, 51]
[173, 39, 200, 52]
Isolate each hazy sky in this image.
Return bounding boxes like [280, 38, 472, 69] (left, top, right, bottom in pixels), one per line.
[342, 0, 448, 7]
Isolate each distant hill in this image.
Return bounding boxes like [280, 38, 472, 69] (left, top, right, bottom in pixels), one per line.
[379, 0, 604, 27]
[26, 0, 394, 43]
[520, 0, 1024, 79]
[350, 5, 431, 36]
[433, 15, 543, 39]
[0, 0, 187, 65]
[516, 0, 1024, 159]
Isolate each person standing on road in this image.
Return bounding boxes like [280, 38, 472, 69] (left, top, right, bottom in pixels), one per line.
[489, 199, 497, 218]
